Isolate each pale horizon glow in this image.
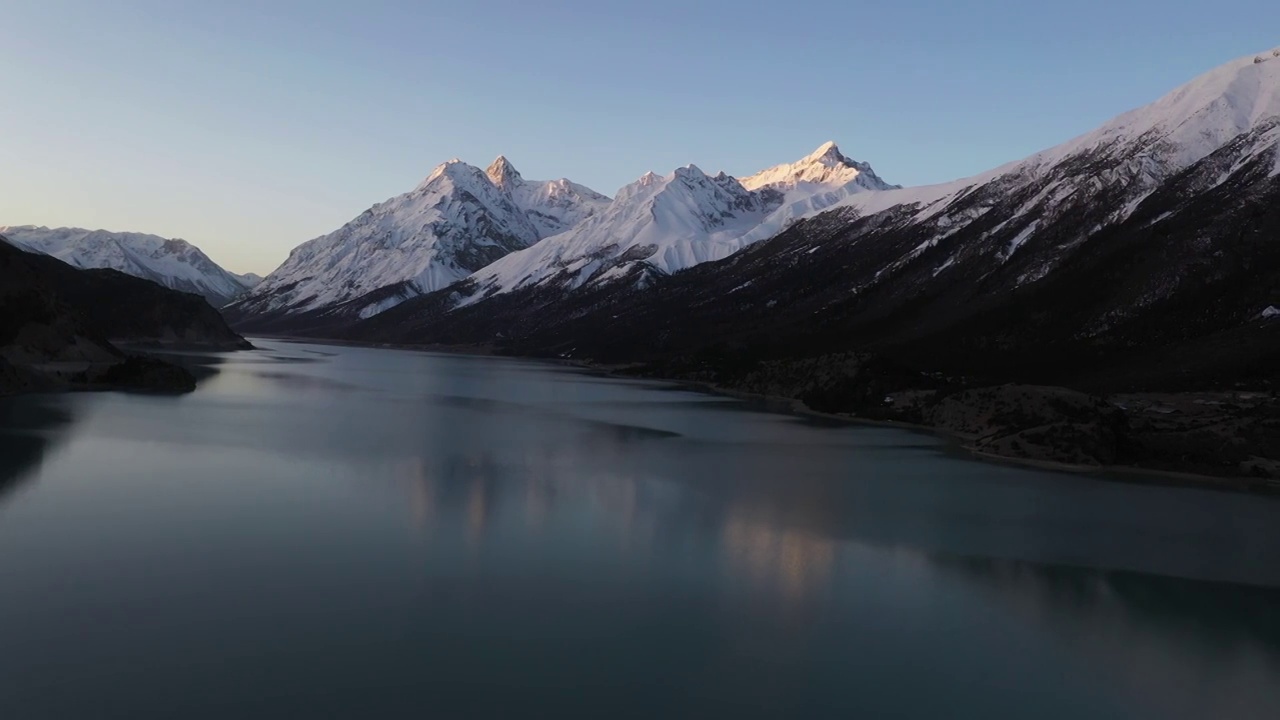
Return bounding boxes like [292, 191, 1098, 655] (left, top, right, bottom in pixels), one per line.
[1, 0, 1277, 275]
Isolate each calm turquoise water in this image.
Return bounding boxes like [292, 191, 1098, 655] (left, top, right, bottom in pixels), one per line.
[2, 341, 1279, 718]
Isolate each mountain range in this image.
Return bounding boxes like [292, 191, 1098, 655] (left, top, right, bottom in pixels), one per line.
[233, 47, 1277, 373]
[32, 48, 1280, 347]
[0, 226, 256, 307]
[225, 141, 895, 332]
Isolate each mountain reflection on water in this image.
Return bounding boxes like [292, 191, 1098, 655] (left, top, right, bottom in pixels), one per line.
[0, 396, 73, 504]
[382, 438, 1280, 719]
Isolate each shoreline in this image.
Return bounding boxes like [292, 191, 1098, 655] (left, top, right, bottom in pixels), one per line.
[250, 334, 1279, 495]
[590, 364, 1279, 495]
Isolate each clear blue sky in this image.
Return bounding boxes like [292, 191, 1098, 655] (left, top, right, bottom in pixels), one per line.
[1, 0, 1276, 274]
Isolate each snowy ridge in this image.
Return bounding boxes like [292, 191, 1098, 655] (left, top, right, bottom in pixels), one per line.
[460, 165, 772, 302]
[1030, 46, 1280, 173]
[733, 48, 1280, 269]
[821, 47, 1280, 233]
[455, 143, 893, 303]
[232, 157, 610, 316]
[0, 225, 253, 306]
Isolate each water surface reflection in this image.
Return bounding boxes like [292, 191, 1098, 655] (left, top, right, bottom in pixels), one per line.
[0, 397, 73, 503]
[1, 342, 1278, 718]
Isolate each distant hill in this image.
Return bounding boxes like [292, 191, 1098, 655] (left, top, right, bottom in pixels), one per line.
[0, 225, 255, 307]
[0, 234, 250, 395]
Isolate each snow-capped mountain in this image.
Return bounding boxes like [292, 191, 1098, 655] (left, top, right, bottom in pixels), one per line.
[451, 143, 893, 304]
[738, 141, 898, 194]
[226, 156, 610, 321]
[0, 226, 254, 306]
[352, 46, 1280, 394]
[745, 44, 1280, 289]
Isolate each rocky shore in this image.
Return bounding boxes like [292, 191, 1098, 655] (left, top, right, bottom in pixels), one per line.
[624, 352, 1280, 491]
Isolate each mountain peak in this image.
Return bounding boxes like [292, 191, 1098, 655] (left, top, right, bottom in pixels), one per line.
[486, 155, 523, 189]
[673, 164, 709, 180]
[803, 141, 844, 164]
[420, 158, 490, 189]
[739, 142, 896, 193]
[237, 154, 610, 317]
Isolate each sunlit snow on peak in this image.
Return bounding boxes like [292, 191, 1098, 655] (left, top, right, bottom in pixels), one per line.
[739, 141, 897, 193]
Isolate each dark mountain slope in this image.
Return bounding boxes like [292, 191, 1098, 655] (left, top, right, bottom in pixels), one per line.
[1, 236, 250, 395]
[225, 280, 419, 337]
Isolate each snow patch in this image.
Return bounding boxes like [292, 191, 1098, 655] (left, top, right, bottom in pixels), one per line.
[1004, 221, 1040, 258]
